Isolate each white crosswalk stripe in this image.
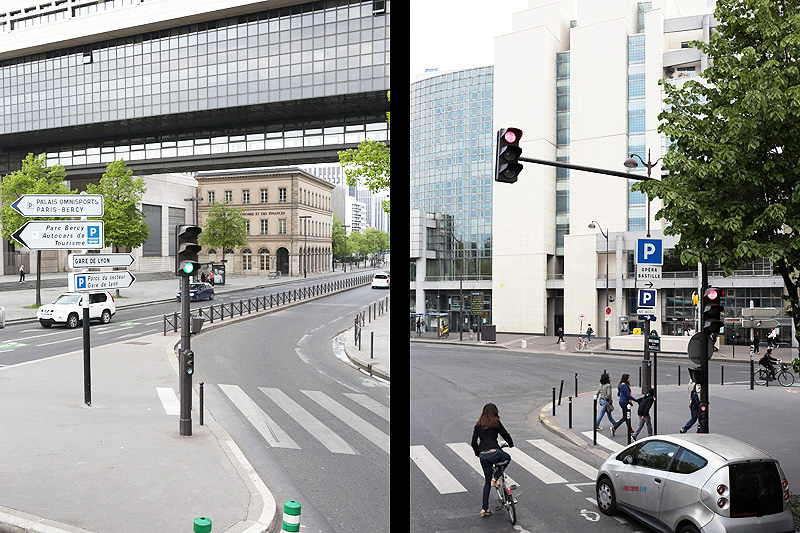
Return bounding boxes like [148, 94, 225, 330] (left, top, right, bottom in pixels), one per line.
[446, 442, 519, 489]
[506, 447, 567, 484]
[581, 431, 626, 453]
[156, 387, 179, 415]
[527, 439, 598, 479]
[302, 390, 390, 453]
[410, 445, 467, 494]
[260, 387, 356, 454]
[343, 393, 390, 421]
[218, 384, 299, 449]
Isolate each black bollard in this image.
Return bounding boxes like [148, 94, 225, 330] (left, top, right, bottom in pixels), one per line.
[574, 372, 578, 397]
[569, 396, 573, 429]
[371, 332, 374, 359]
[553, 387, 556, 416]
[558, 379, 564, 406]
[592, 395, 597, 445]
[638, 366, 642, 386]
[678, 365, 681, 387]
[750, 358, 754, 390]
[627, 406, 632, 445]
[721, 365, 724, 386]
[199, 382, 204, 426]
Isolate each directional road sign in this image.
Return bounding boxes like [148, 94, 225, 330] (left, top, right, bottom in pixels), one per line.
[69, 253, 134, 269]
[636, 238, 663, 265]
[742, 319, 780, 329]
[12, 221, 104, 250]
[742, 307, 779, 318]
[636, 265, 662, 287]
[10, 194, 103, 217]
[69, 271, 135, 292]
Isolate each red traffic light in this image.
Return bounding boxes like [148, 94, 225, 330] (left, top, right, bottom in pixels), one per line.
[700, 404, 707, 412]
[707, 288, 718, 300]
[503, 130, 518, 143]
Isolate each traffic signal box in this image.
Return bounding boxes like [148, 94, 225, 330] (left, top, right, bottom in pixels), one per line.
[495, 127, 523, 183]
[184, 349, 194, 376]
[698, 402, 709, 427]
[175, 224, 202, 276]
[702, 287, 724, 334]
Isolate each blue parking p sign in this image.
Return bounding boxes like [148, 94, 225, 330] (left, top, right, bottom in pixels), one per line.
[639, 289, 656, 309]
[636, 238, 663, 265]
[76, 275, 87, 290]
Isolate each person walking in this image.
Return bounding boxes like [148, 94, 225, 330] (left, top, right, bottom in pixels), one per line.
[632, 388, 655, 441]
[611, 374, 635, 437]
[18, 265, 25, 282]
[556, 326, 565, 345]
[416, 317, 422, 335]
[209, 270, 215, 285]
[753, 332, 760, 354]
[471, 403, 514, 518]
[679, 379, 701, 433]
[767, 327, 778, 347]
[586, 324, 594, 343]
[594, 372, 617, 430]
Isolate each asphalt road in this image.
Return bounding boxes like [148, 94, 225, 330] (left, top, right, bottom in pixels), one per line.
[195, 284, 390, 533]
[0, 274, 366, 366]
[410, 342, 800, 533]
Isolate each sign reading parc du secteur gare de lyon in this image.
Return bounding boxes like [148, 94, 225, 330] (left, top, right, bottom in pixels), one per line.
[10, 194, 104, 217]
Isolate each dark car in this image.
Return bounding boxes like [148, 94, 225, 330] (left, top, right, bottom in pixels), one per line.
[176, 283, 215, 302]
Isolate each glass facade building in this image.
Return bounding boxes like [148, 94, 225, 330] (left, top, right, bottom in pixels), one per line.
[0, 0, 390, 180]
[410, 66, 494, 281]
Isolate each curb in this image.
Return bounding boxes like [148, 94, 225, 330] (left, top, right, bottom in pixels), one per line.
[340, 326, 390, 382]
[537, 393, 613, 462]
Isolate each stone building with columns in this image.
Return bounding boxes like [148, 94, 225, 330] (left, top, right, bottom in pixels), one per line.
[195, 167, 333, 277]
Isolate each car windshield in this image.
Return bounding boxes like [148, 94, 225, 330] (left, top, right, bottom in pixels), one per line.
[52, 294, 82, 305]
[189, 284, 204, 290]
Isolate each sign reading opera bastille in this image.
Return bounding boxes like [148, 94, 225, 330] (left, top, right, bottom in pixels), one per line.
[196, 168, 334, 277]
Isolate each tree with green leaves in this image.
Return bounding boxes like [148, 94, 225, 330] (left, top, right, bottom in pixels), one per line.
[338, 91, 390, 214]
[362, 227, 390, 266]
[332, 216, 346, 268]
[0, 153, 71, 306]
[86, 159, 149, 295]
[199, 202, 248, 271]
[631, 0, 800, 362]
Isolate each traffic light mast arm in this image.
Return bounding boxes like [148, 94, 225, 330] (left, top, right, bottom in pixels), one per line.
[517, 156, 657, 181]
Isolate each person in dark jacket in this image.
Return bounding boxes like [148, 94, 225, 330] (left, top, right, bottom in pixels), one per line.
[471, 403, 514, 518]
[556, 326, 565, 344]
[632, 388, 655, 441]
[611, 374, 635, 437]
[753, 332, 760, 354]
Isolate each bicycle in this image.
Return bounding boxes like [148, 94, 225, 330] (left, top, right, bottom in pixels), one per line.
[576, 337, 589, 351]
[491, 443, 517, 525]
[753, 360, 795, 387]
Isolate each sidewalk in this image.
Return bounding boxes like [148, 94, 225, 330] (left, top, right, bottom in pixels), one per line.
[343, 302, 390, 381]
[0, 266, 382, 533]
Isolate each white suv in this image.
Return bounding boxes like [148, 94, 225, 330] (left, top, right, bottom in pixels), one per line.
[37, 291, 116, 328]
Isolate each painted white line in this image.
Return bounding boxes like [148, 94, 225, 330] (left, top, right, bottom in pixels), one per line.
[446, 442, 519, 488]
[410, 445, 467, 494]
[309, 325, 324, 334]
[260, 387, 356, 455]
[294, 348, 310, 364]
[145, 320, 162, 325]
[156, 387, 180, 415]
[586, 497, 597, 505]
[566, 482, 596, 493]
[343, 393, 390, 421]
[581, 431, 626, 453]
[96, 326, 134, 335]
[9, 330, 65, 342]
[37, 337, 80, 347]
[333, 379, 360, 392]
[298, 334, 310, 345]
[507, 447, 567, 484]
[527, 439, 598, 479]
[225, 440, 275, 528]
[218, 384, 299, 449]
[302, 389, 390, 453]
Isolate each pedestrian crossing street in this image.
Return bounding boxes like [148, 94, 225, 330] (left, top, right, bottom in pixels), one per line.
[156, 384, 390, 455]
[411, 435, 625, 495]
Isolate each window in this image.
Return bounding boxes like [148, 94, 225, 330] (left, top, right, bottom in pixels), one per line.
[244, 220, 250, 234]
[279, 218, 287, 235]
[224, 190, 232, 204]
[208, 191, 215, 203]
[729, 461, 783, 517]
[669, 447, 708, 475]
[261, 219, 268, 235]
[242, 248, 252, 270]
[260, 189, 268, 203]
[259, 248, 270, 270]
[142, 204, 162, 257]
[629, 440, 679, 470]
[279, 187, 287, 203]
[242, 189, 250, 204]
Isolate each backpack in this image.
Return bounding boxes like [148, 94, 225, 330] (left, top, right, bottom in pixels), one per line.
[587, 326, 593, 335]
[690, 386, 700, 410]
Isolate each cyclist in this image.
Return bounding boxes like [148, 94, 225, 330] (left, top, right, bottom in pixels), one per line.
[471, 402, 514, 518]
[759, 347, 780, 380]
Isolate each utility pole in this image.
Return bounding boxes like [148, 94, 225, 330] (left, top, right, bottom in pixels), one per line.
[342, 224, 350, 272]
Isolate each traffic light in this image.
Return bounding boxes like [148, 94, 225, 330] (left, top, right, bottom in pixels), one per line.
[175, 224, 202, 276]
[702, 287, 724, 334]
[698, 402, 708, 427]
[184, 349, 194, 375]
[495, 127, 523, 183]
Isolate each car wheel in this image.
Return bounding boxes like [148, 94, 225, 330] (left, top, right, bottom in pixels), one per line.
[677, 523, 700, 533]
[209, 293, 214, 300]
[100, 309, 112, 324]
[40, 320, 51, 328]
[596, 478, 617, 515]
[67, 313, 80, 329]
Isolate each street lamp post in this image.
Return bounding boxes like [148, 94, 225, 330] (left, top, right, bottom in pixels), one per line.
[299, 215, 311, 278]
[341, 224, 350, 272]
[184, 196, 203, 225]
[588, 221, 610, 350]
[446, 227, 465, 342]
[624, 149, 663, 395]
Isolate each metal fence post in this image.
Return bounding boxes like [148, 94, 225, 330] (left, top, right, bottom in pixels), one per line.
[371, 331, 374, 359]
[569, 396, 573, 429]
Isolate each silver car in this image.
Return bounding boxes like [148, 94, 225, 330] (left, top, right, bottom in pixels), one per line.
[596, 433, 793, 533]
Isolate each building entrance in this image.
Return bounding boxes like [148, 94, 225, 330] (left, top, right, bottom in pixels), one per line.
[277, 247, 290, 275]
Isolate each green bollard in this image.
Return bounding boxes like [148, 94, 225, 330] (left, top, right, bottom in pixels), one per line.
[194, 517, 212, 533]
[282, 500, 301, 532]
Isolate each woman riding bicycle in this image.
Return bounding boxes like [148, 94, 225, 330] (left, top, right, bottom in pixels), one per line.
[471, 402, 514, 518]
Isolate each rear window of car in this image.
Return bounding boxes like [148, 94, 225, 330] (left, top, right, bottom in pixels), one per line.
[89, 293, 107, 304]
[374, 274, 387, 279]
[729, 461, 783, 517]
[668, 447, 708, 474]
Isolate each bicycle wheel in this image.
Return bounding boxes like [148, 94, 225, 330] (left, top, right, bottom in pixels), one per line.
[778, 371, 794, 387]
[501, 478, 516, 525]
[754, 368, 766, 386]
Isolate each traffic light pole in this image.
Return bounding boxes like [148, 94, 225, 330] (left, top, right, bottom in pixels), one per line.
[180, 279, 192, 436]
[699, 262, 710, 433]
[518, 157, 657, 182]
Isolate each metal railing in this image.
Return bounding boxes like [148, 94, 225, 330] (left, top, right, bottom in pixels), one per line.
[164, 274, 372, 334]
[354, 294, 389, 350]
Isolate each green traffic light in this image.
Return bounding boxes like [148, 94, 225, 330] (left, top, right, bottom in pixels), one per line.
[182, 263, 194, 274]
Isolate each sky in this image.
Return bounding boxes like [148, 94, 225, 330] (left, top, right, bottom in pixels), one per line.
[409, 0, 530, 83]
